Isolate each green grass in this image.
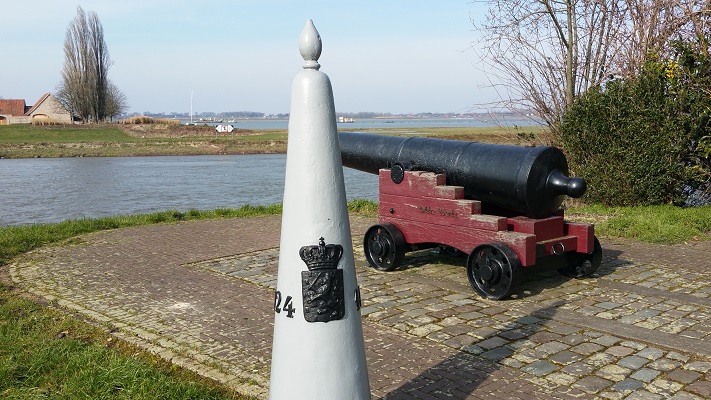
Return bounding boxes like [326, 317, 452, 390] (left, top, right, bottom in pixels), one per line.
[0, 282, 249, 399]
[0, 205, 284, 267]
[0, 124, 549, 159]
[347, 125, 549, 145]
[0, 201, 378, 268]
[347, 199, 379, 215]
[568, 204, 711, 244]
[235, 131, 287, 141]
[0, 124, 134, 144]
[0, 124, 291, 158]
[2, 201, 705, 270]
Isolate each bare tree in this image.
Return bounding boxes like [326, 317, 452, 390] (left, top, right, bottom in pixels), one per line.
[105, 81, 128, 122]
[56, 6, 120, 123]
[472, 0, 711, 130]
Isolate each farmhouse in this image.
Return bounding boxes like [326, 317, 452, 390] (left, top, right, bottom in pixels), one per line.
[0, 93, 73, 125]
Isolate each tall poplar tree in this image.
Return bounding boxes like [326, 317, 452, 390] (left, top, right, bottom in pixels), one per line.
[56, 6, 124, 123]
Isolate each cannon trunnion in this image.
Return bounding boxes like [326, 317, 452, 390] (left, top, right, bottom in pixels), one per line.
[340, 132, 602, 300]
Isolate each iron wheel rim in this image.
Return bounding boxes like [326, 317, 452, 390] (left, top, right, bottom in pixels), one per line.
[467, 243, 521, 300]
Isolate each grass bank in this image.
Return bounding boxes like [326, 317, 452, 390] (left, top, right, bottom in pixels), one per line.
[0, 123, 547, 159]
[568, 203, 711, 244]
[0, 287, 250, 399]
[1, 201, 704, 271]
[0, 124, 289, 158]
[0, 205, 284, 267]
[0, 201, 379, 267]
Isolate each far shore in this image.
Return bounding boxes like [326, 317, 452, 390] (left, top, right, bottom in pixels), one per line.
[0, 123, 547, 159]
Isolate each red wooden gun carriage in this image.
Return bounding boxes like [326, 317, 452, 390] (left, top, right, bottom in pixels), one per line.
[340, 132, 602, 300]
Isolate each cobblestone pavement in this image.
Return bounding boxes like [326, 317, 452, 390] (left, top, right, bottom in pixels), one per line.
[8, 215, 711, 399]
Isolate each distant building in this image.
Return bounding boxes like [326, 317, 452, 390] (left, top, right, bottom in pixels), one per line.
[0, 93, 73, 125]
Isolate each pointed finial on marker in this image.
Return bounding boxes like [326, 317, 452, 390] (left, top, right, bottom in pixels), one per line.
[299, 19, 322, 70]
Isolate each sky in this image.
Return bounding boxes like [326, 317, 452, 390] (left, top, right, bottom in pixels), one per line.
[0, 1, 496, 115]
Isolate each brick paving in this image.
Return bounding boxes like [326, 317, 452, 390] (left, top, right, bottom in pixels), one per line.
[8, 215, 711, 399]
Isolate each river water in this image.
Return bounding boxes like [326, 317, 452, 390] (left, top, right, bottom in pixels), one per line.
[200, 116, 539, 130]
[0, 154, 377, 226]
[2, 118, 542, 226]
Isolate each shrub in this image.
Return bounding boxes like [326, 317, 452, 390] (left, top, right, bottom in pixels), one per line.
[31, 118, 68, 126]
[559, 39, 711, 206]
[120, 116, 154, 124]
[118, 116, 179, 125]
[153, 118, 181, 125]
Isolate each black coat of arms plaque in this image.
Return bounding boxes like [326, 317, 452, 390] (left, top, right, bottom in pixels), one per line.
[300, 237, 345, 323]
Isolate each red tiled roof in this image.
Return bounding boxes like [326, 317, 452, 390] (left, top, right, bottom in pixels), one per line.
[0, 99, 27, 116]
[24, 93, 51, 116]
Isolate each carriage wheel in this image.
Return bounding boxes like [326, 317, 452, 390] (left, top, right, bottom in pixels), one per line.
[558, 236, 603, 278]
[363, 224, 406, 271]
[467, 243, 522, 300]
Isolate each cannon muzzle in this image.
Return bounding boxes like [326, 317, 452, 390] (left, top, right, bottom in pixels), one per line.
[339, 131, 585, 219]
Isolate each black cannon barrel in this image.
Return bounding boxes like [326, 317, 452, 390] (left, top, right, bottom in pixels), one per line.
[339, 131, 586, 219]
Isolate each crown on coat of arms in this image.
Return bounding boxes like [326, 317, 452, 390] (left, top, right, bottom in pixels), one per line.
[299, 237, 343, 270]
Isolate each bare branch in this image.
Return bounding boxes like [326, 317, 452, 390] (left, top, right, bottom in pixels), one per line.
[472, 0, 711, 132]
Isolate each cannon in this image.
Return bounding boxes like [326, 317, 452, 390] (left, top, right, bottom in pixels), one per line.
[340, 131, 602, 300]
